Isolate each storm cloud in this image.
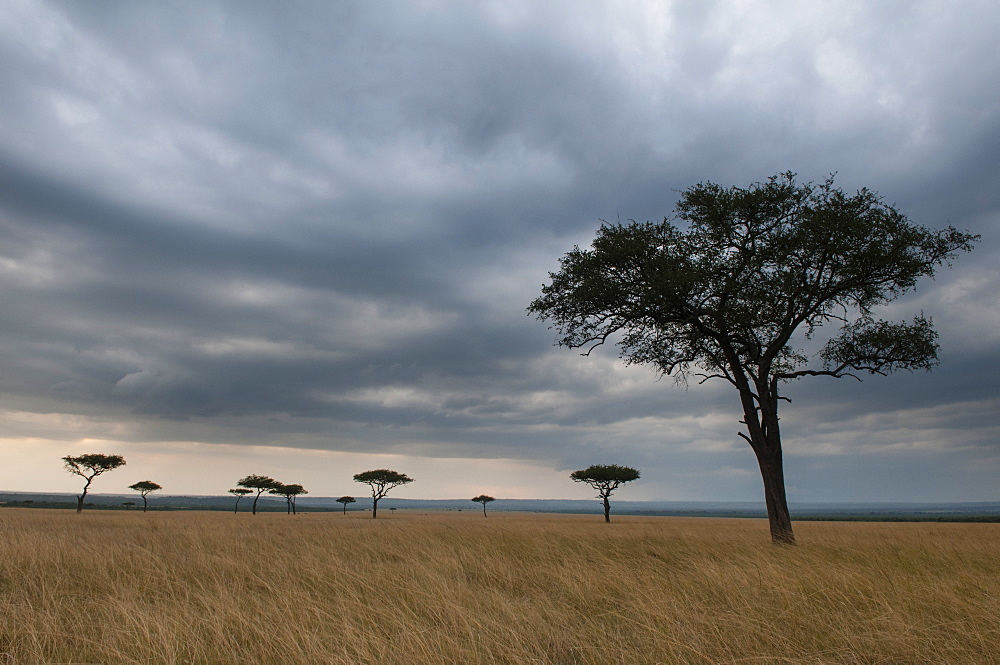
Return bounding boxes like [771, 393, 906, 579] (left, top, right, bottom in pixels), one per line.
[1, 1, 997, 501]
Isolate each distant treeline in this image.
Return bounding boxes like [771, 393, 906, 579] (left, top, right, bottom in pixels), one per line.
[0, 499, 287, 512]
[0, 496, 328, 513]
[3, 494, 999, 522]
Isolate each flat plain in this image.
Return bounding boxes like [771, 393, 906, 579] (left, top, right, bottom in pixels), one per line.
[1, 509, 997, 664]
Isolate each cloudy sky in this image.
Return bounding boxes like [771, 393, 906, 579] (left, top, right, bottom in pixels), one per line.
[1, 1, 997, 504]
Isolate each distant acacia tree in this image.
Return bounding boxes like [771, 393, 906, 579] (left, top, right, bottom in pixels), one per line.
[472, 495, 495, 517]
[269, 483, 308, 515]
[336, 496, 356, 514]
[353, 469, 413, 519]
[570, 465, 640, 523]
[128, 480, 162, 513]
[122, 501, 136, 510]
[62, 453, 126, 513]
[228, 488, 252, 514]
[236, 475, 281, 515]
[288, 485, 307, 514]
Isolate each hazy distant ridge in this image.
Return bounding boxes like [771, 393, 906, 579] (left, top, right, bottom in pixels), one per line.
[2, 492, 998, 519]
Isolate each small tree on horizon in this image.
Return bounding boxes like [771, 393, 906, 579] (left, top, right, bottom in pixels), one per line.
[236, 475, 281, 515]
[353, 469, 413, 519]
[128, 480, 162, 513]
[62, 453, 126, 513]
[472, 495, 495, 517]
[336, 496, 356, 514]
[570, 465, 641, 523]
[228, 488, 252, 513]
[269, 483, 308, 515]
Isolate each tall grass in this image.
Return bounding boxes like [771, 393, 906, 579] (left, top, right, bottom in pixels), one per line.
[1, 509, 997, 664]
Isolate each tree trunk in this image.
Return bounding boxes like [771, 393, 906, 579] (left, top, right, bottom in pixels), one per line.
[754, 445, 794, 543]
[142, 496, 148, 513]
[234, 498, 240, 514]
[738, 382, 795, 544]
[603, 496, 611, 523]
[482, 503, 488, 517]
[252, 494, 260, 515]
[342, 503, 347, 515]
[76, 494, 85, 513]
[372, 498, 378, 519]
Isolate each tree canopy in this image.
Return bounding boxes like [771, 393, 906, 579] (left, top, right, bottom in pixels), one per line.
[570, 465, 640, 523]
[531, 173, 977, 543]
[353, 469, 413, 519]
[62, 453, 126, 513]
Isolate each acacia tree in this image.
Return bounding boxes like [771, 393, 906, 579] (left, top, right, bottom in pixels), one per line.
[269, 483, 308, 515]
[128, 480, 162, 513]
[336, 496, 356, 514]
[228, 488, 252, 513]
[237, 474, 281, 515]
[353, 469, 413, 519]
[570, 465, 640, 523]
[62, 453, 126, 513]
[530, 173, 978, 544]
[471, 495, 495, 517]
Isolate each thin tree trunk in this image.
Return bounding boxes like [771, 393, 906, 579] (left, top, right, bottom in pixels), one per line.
[603, 496, 611, 523]
[142, 496, 148, 513]
[252, 493, 260, 515]
[234, 498, 240, 514]
[483, 503, 488, 517]
[737, 380, 796, 545]
[749, 397, 795, 544]
[761, 396, 795, 544]
[755, 446, 794, 544]
[76, 494, 85, 513]
[372, 498, 378, 519]
[342, 503, 347, 515]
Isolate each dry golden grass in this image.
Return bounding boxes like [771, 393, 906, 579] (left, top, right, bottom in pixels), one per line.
[0, 509, 997, 665]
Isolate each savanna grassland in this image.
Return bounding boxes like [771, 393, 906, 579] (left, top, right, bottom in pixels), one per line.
[1, 509, 997, 665]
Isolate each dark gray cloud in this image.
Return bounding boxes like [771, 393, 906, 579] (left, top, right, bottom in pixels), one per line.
[1, 1, 997, 500]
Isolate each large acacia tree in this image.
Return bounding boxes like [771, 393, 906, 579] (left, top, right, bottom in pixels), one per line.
[529, 173, 977, 544]
[128, 480, 162, 513]
[471, 494, 495, 517]
[336, 495, 356, 514]
[353, 469, 413, 519]
[62, 453, 126, 513]
[228, 488, 252, 514]
[237, 474, 281, 515]
[269, 483, 308, 515]
[570, 464, 640, 523]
